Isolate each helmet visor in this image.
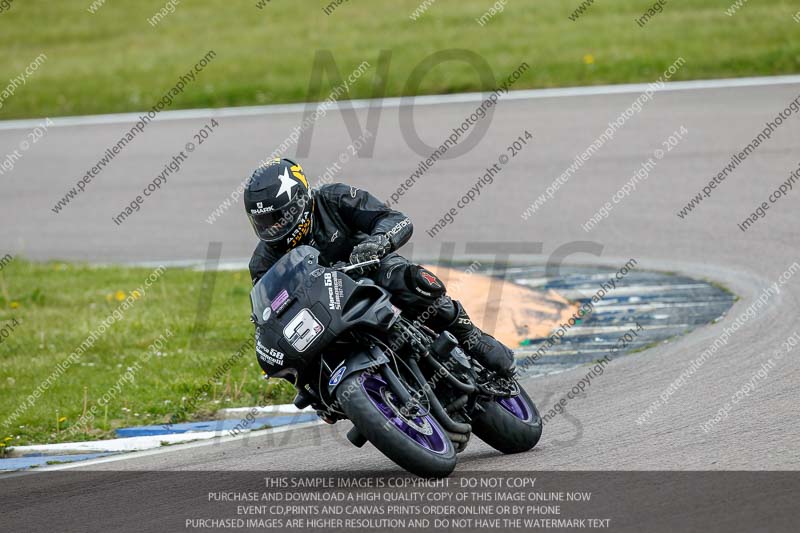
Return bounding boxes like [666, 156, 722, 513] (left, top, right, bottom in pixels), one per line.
[248, 196, 307, 243]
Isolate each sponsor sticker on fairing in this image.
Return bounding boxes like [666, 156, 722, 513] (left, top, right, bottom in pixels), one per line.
[256, 340, 285, 366]
[323, 272, 344, 310]
[271, 289, 290, 312]
[329, 365, 347, 386]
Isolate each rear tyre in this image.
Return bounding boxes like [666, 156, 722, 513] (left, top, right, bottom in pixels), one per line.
[472, 386, 542, 454]
[337, 371, 457, 478]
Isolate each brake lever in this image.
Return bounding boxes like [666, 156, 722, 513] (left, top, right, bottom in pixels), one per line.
[337, 258, 380, 273]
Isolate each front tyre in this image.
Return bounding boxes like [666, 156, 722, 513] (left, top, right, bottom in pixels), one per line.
[472, 386, 542, 454]
[337, 371, 457, 478]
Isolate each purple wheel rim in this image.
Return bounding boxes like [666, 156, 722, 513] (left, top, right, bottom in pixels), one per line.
[361, 375, 449, 454]
[496, 394, 534, 423]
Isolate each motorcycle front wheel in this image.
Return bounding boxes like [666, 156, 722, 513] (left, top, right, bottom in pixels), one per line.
[337, 371, 457, 478]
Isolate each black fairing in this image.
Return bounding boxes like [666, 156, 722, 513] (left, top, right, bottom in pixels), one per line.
[250, 245, 399, 376]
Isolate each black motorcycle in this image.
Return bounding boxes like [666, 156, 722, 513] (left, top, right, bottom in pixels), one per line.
[249, 245, 541, 478]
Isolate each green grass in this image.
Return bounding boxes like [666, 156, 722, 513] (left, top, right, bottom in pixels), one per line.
[0, 0, 797, 119]
[0, 259, 294, 446]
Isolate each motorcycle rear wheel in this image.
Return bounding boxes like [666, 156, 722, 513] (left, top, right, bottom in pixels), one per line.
[337, 371, 457, 478]
[472, 386, 542, 454]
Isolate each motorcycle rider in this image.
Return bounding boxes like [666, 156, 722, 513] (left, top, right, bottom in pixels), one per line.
[244, 158, 515, 376]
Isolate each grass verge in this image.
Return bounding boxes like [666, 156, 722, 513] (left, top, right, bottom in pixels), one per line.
[0, 0, 798, 119]
[0, 259, 293, 446]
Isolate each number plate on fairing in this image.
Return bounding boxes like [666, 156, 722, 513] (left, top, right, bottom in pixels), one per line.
[282, 308, 324, 352]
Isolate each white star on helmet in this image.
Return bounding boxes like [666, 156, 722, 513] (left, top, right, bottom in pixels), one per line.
[275, 167, 297, 200]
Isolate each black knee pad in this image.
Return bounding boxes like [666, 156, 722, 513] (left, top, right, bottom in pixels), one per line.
[404, 265, 446, 299]
[401, 266, 457, 328]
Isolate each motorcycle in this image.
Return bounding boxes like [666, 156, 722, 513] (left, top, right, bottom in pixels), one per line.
[249, 245, 541, 478]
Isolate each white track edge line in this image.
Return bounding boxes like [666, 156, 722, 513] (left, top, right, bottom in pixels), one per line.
[4, 420, 323, 475]
[1, 75, 799, 131]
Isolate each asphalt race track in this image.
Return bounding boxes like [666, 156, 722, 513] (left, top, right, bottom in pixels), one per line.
[2, 79, 800, 527]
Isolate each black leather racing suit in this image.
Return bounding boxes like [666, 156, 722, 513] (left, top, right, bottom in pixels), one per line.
[249, 183, 458, 329]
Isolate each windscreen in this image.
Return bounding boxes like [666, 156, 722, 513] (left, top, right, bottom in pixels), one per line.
[250, 245, 320, 325]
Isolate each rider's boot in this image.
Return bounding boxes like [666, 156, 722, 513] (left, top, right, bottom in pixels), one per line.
[444, 301, 516, 376]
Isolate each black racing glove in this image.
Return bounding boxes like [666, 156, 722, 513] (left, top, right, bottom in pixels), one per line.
[349, 234, 392, 274]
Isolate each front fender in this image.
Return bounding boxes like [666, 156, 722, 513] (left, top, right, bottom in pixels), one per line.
[327, 344, 389, 396]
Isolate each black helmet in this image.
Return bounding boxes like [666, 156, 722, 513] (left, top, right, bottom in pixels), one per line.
[244, 158, 313, 251]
